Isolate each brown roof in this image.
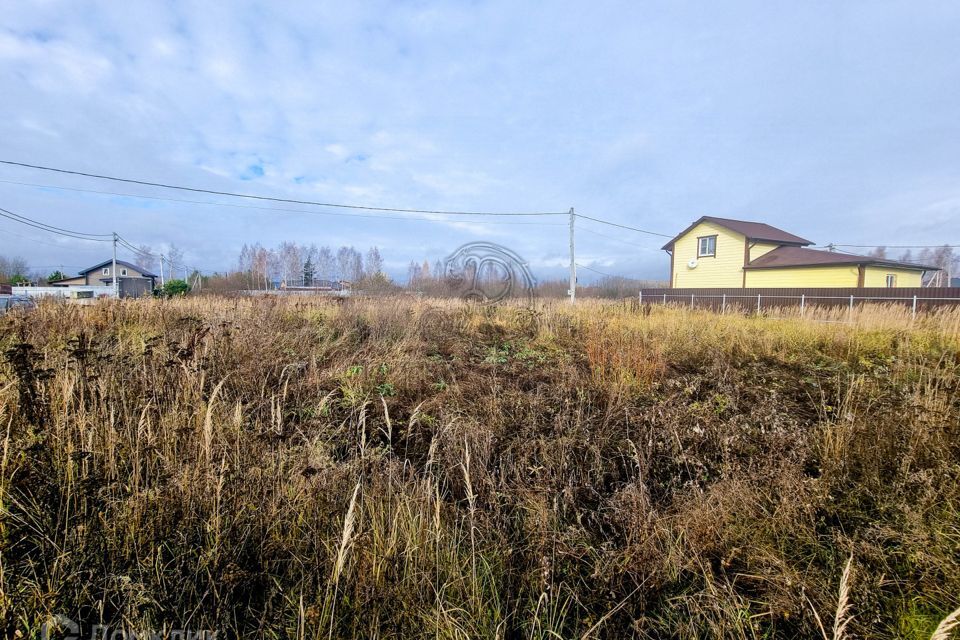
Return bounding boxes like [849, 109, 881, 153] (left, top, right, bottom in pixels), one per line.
[661, 216, 813, 250]
[744, 246, 938, 271]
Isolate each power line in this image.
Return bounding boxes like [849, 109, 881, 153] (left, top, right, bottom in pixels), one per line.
[576, 213, 672, 238]
[578, 226, 662, 251]
[0, 160, 567, 217]
[576, 262, 629, 279]
[0, 224, 88, 250]
[116, 235, 205, 274]
[0, 179, 567, 227]
[0, 205, 112, 242]
[19, 264, 88, 269]
[831, 243, 960, 249]
[0, 205, 112, 239]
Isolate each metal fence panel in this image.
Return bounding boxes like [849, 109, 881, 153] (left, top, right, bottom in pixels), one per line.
[638, 287, 960, 315]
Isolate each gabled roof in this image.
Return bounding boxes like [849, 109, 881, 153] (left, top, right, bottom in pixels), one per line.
[47, 275, 86, 284]
[661, 216, 813, 250]
[76, 259, 158, 278]
[744, 246, 938, 271]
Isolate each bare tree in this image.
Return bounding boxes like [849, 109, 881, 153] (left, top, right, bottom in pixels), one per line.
[918, 246, 957, 287]
[133, 244, 157, 272]
[407, 260, 422, 285]
[365, 246, 384, 278]
[867, 246, 887, 259]
[336, 246, 352, 282]
[278, 241, 302, 286]
[238, 244, 255, 288]
[167, 244, 186, 281]
[0, 255, 29, 283]
[316, 246, 334, 282]
[348, 248, 364, 282]
[266, 249, 281, 289]
[252, 244, 270, 290]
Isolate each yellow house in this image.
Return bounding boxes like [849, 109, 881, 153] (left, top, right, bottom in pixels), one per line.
[662, 216, 935, 288]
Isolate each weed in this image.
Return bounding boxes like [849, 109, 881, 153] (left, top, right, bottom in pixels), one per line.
[0, 297, 958, 638]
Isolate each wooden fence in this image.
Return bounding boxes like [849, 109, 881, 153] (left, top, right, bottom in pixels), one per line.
[638, 287, 960, 315]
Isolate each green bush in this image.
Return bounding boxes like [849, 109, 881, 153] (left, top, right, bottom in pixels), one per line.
[156, 279, 191, 298]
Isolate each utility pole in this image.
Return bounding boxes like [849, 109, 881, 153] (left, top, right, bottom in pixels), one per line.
[159, 254, 165, 286]
[568, 207, 576, 304]
[112, 232, 119, 299]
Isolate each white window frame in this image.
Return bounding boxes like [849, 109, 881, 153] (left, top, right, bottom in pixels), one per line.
[121, 268, 128, 276]
[698, 235, 717, 257]
[885, 274, 896, 288]
[102, 267, 110, 275]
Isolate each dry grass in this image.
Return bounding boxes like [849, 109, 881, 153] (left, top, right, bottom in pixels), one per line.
[931, 606, 960, 640]
[1, 296, 959, 638]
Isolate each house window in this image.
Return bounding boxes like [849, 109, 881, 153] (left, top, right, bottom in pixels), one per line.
[102, 267, 110, 275]
[885, 274, 897, 288]
[698, 236, 717, 257]
[121, 269, 128, 276]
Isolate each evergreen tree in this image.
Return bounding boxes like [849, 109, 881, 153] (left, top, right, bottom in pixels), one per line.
[303, 257, 315, 287]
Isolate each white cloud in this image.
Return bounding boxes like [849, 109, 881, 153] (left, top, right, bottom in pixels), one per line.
[0, 0, 958, 281]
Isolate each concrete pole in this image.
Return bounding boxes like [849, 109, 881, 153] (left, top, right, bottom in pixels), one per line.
[568, 208, 576, 304]
[159, 254, 165, 286]
[112, 232, 119, 299]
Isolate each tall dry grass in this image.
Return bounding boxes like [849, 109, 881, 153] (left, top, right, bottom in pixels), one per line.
[1, 296, 958, 638]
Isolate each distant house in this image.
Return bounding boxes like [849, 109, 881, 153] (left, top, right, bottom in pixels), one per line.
[662, 216, 937, 288]
[50, 260, 158, 298]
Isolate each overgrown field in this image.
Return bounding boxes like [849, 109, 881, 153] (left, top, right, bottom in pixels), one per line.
[1, 298, 959, 638]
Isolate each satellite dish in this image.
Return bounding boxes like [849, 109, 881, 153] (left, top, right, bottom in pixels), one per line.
[687, 258, 699, 269]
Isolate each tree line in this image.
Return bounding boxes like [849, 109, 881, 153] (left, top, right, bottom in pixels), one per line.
[235, 243, 387, 290]
[867, 245, 958, 286]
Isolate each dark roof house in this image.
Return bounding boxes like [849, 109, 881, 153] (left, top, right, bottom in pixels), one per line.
[49, 259, 158, 298]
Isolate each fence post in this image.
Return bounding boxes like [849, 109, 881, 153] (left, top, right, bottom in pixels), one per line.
[848, 295, 854, 322]
[756, 293, 761, 313]
[722, 293, 726, 313]
[912, 295, 917, 319]
[638, 291, 642, 306]
[663, 293, 666, 305]
[800, 294, 805, 316]
[690, 293, 695, 308]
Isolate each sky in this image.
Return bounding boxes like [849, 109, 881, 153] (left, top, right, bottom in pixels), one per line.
[1, 0, 959, 282]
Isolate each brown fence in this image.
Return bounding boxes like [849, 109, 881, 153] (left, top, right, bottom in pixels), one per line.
[638, 287, 960, 315]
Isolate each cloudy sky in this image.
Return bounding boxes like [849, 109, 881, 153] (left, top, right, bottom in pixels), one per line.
[1, 0, 958, 282]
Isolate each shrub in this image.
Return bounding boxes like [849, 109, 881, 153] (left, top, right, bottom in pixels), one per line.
[156, 278, 191, 297]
